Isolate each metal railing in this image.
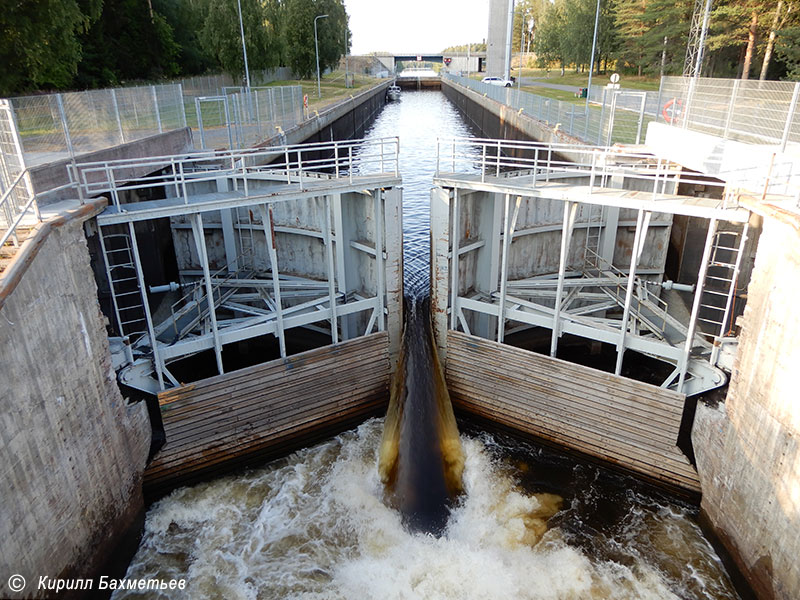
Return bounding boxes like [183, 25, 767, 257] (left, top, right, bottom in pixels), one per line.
[73, 137, 401, 210]
[0, 169, 78, 251]
[435, 136, 738, 204]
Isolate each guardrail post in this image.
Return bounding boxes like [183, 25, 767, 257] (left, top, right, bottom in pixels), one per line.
[55, 94, 76, 159]
[723, 79, 740, 139]
[151, 86, 163, 133]
[781, 81, 800, 152]
[570, 104, 575, 135]
[111, 88, 125, 144]
[597, 87, 607, 145]
[636, 93, 647, 144]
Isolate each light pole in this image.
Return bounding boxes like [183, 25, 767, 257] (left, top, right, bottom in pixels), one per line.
[236, 0, 251, 90]
[315, 14, 329, 99]
[345, 26, 349, 88]
[585, 0, 601, 110]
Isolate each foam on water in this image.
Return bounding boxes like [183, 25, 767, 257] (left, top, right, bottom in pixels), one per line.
[116, 420, 734, 600]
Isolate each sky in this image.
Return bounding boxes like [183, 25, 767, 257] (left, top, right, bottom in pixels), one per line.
[343, 0, 490, 55]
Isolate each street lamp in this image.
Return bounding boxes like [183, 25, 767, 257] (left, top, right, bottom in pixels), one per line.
[236, 0, 251, 90]
[315, 14, 329, 99]
[585, 0, 601, 110]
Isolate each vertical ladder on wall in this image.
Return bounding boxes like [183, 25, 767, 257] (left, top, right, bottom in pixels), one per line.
[98, 231, 148, 339]
[583, 204, 604, 266]
[696, 221, 749, 339]
[237, 208, 256, 270]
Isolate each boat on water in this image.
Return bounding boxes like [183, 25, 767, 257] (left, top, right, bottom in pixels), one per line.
[387, 84, 401, 101]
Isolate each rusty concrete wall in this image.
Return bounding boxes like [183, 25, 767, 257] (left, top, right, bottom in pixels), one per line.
[0, 214, 151, 598]
[692, 214, 800, 600]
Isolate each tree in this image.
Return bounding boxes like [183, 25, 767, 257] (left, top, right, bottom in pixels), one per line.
[198, 0, 280, 82]
[0, 0, 102, 94]
[285, 0, 348, 79]
[76, 0, 180, 87]
[615, 0, 649, 75]
[154, 0, 216, 75]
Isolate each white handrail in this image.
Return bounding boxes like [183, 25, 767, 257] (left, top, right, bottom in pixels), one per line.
[72, 137, 401, 207]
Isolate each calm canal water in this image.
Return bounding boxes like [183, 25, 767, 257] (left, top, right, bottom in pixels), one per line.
[116, 92, 740, 600]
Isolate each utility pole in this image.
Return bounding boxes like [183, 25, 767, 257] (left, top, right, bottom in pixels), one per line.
[585, 0, 601, 110]
[315, 14, 329, 99]
[236, 0, 251, 89]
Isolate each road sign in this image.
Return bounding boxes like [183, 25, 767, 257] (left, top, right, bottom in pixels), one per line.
[610, 73, 620, 84]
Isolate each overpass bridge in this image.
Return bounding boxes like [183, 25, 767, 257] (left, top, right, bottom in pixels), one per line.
[372, 52, 485, 74]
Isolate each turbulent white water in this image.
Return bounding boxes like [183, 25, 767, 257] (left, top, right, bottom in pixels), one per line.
[117, 420, 736, 600]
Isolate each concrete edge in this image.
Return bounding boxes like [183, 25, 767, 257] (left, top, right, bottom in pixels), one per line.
[0, 198, 107, 311]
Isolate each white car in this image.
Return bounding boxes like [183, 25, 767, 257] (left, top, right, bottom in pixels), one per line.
[481, 76, 514, 87]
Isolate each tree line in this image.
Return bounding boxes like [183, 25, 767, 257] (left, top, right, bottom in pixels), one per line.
[510, 0, 799, 80]
[0, 0, 350, 97]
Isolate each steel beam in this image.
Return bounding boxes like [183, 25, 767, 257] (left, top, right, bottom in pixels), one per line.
[127, 222, 166, 390]
[257, 203, 286, 357]
[191, 214, 225, 375]
[678, 218, 717, 391]
[373, 190, 386, 332]
[323, 195, 339, 343]
[450, 189, 460, 330]
[615, 209, 649, 375]
[550, 201, 579, 356]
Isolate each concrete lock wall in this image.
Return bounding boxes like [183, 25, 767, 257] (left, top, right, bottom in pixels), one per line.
[0, 209, 151, 598]
[692, 213, 800, 600]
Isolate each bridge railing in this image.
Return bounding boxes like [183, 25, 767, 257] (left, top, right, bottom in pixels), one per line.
[73, 137, 400, 211]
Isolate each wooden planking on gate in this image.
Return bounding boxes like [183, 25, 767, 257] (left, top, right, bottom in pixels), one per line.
[144, 332, 391, 498]
[445, 330, 700, 493]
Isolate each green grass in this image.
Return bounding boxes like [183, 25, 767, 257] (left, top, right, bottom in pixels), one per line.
[266, 71, 380, 114]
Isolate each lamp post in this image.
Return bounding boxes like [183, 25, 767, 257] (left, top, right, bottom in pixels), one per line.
[236, 0, 251, 90]
[585, 0, 601, 110]
[315, 14, 329, 99]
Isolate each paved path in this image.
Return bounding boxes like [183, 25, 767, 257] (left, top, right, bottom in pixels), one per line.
[516, 77, 582, 93]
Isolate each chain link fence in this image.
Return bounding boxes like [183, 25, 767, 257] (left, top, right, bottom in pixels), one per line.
[658, 76, 800, 149]
[8, 84, 186, 166]
[191, 86, 303, 150]
[445, 74, 656, 147]
[0, 75, 304, 178]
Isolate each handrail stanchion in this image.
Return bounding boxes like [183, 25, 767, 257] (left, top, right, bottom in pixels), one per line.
[334, 141, 340, 178]
[496, 140, 501, 177]
[349, 146, 353, 184]
[297, 149, 303, 190]
[589, 150, 598, 193]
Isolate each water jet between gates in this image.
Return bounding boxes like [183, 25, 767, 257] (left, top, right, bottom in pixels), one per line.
[378, 297, 465, 535]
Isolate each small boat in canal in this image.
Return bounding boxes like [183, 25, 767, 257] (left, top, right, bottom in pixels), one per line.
[387, 84, 401, 101]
